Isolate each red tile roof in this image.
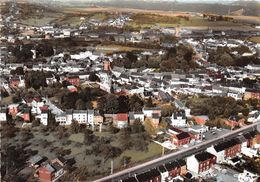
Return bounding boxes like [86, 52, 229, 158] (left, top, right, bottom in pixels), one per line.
[117, 113, 128, 121]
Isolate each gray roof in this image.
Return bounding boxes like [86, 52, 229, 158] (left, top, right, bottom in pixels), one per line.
[28, 155, 43, 165]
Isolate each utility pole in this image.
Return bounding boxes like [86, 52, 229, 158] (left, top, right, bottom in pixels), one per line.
[99, 123, 102, 132]
[111, 159, 114, 174]
[162, 146, 165, 156]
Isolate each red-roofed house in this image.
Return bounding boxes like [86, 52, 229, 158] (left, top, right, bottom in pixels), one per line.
[65, 76, 80, 87]
[113, 113, 128, 128]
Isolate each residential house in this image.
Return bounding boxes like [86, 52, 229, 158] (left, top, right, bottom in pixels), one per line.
[128, 112, 145, 125]
[36, 111, 48, 125]
[168, 127, 191, 146]
[151, 113, 160, 127]
[238, 168, 259, 182]
[67, 85, 77, 92]
[207, 138, 242, 163]
[243, 131, 260, 148]
[171, 110, 187, 127]
[244, 89, 260, 100]
[28, 155, 45, 169]
[94, 112, 103, 125]
[143, 107, 161, 118]
[186, 151, 216, 174]
[72, 110, 88, 124]
[0, 109, 7, 121]
[164, 161, 181, 178]
[193, 115, 209, 125]
[247, 111, 260, 123]
[227, 91, 243, 100]
[135, 168, 161, 182]
[177, 159, 187, 176]
[157, 165, 169, 182]
[113, 113, 128, 129]
[65, 75, 80, 87]
[17, 108, 31, 122]
[37, 159, 65, 182]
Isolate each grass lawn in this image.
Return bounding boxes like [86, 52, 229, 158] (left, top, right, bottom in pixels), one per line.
[1, 96, 13, 105]
[90, 13, 108, 21]
[249, 37, 260, 43]
[69, 133, 85, 143]
[96, 44, 152, 54]
[57, 16, 83, 27]
[20, 17, 56, 26]
[120, 142, 162, 163]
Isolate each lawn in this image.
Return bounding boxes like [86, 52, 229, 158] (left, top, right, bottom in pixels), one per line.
[121, 142, 162, 163]
[1, 96, 13, 105]
[69, 133, 85, 143]
[249, 37, 260, 43]
[20, 17, 56, 26]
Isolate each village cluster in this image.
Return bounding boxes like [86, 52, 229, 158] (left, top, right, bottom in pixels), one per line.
[1, 1, 260, 182]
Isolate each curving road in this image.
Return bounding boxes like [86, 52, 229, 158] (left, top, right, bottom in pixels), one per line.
[95, 122, 259, 182]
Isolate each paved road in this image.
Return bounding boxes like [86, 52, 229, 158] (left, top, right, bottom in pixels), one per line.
[95, 122, 259, 182]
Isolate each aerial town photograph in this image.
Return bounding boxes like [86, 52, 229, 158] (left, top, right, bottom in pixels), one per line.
[0, 0, 259, 181]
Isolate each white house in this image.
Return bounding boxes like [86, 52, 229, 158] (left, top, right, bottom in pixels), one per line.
[186, 151, 216, 174]
[207, 145, 225, 163]
[129, 112, 145, 123]
[55, 110, 94, 126]
[171, 110, 187, 127]
[143, 107, 161, 118]
[227, 91, 243, 100]
[0, 110, 7, 122]
[72, 110, 88, 124]
[247, 111, 260, 123]
[238, 168, 259, 182]
[36, 111, 48, 125]
[157, 165, 169, 182]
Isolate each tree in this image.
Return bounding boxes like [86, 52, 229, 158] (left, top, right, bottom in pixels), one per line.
[84, 129, 94, 145]
[118, 128, 132, 150]
[70, 120, 80, 134]
[32, 119, 41, 127]
[120, 156, 131, 168]
[145, 97, 155, 107]
[144, 119, 156, 135]
[102, 94, 119, 114]
[129, 94, 144, 112]
[161, 104, 176, 117]
[131, 119, 144, 133]
[75, 99, 86, 110]
[89, 72, 100, 82]
[10, 67, 24, 75]
[118, 95, 129, 113]
[217, 52, 234, 66]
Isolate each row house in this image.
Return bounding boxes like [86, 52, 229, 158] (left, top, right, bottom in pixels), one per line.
[207, 138, 242, 163]
[55, 110, 94, 126]
[244, 89, 260, 100]
[243, 131, 260, 148]
[135, 168, 161, 182]
[159, 159, 187, 181]
[186, 151, 216, 174]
